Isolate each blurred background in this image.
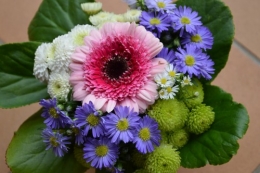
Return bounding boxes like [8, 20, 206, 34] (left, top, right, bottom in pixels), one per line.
[0, 0, 259, 172]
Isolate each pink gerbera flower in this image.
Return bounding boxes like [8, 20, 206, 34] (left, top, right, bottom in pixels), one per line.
[70, 22, 167, 113]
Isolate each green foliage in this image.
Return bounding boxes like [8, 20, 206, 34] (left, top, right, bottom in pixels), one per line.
[179, 85, 249, 168]
[6, 110, 87, 173]
[176, 0, 235, 83]
[0, 42, 48, 108]
[28, 0, 94, 42]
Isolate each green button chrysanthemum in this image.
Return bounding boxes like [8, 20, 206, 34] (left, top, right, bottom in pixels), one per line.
[147, 99, 189, 132]
[73, 145, 91, 168]
[145, 144, 181, 173]
[168, 129, 189, 149]
[180, 78, 204, 108]
[187, 104, 215, 134]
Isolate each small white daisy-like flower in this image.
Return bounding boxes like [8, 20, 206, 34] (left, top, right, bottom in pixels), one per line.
[165, 63, 180, 79]
[47, 71, 71, 101]
[89, 11, 115, 26]
[154, 73, 173, 87]
[181, 75, 193, 87]
[47, 34, 75, 73]
[81, 2, 102, 15]
[33, 43, 52, 82]
[123, 9, 142, 22]
[165, 85, 179, 99]
[159, 88, 168, 99]
[68, 24, 97, 47]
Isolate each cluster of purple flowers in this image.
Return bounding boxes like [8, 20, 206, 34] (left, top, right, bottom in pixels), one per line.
[139, 0, 215, 80]
[40, 99, 161, 171]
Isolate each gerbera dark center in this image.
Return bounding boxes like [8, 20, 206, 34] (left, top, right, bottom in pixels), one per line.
[49, 107, 59, 118]
[104, 56, 128, 79]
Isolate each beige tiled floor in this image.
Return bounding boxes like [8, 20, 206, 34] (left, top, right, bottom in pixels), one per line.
[0, 0, 259, 173]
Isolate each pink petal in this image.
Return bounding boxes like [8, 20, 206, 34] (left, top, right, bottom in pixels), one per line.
[106, 100, 117, 113]
[95, 97, 108, 110]
[73, 83, 88, 101]
[83, 94, 97, 105]
[150, 58, 168, 75]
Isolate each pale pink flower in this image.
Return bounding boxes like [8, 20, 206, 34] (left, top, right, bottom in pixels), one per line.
[70, 22, 167, 113]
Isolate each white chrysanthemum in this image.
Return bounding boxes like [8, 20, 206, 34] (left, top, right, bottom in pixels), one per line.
[89, 11, 115, 26]
[47, 71, 71, 101]
[111, 14, 125, 22]
[165, 85, 179, 99]
[181, 75, 193, 87]
[166, 64, 180, 79]
[47, 34, 75, 73]
[159, 88, 168, 99]
[68, 24, 97, 47]
[123, 9, 142, 22]
[33, 43, 52, 82]
[154, 73, 173, 87]
[81, 2, 102, 15]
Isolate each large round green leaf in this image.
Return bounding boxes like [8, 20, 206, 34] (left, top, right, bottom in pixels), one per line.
[6, 109, 87, 173]
[28, 0, 94, 42]
[179, 85, 249, 168]
[176, 0, 234, 83]
[0, 42, 48, 108]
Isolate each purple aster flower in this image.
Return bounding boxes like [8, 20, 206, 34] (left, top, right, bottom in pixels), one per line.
[74, 102, 104, 138]
[103, 106, 140, 144]
[156, 47, 175, 63]
[181, 26, 214, 50]
[83, 136, 119, 169]
[145, 0, 176, 13]
[71, 122, 86, 145]
[198, 55, 215, 80]
[140, 11, 172, 37]
[40, 98, 72, 129]
[133, 115, 161, 154]
[174, 45, 207, 77]
[171, 6, 202, 36]
[42, 128, 71, 157]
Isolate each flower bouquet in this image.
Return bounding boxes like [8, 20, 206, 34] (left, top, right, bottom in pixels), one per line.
[1, 0, 249, 173]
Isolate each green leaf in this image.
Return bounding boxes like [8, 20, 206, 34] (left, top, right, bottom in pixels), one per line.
[0, 42, 49, 108]
[179, 85, 249, 168]
[28, 0, 94, 42]
[176, 0, 235, 82]
[6, 110, 87, 173]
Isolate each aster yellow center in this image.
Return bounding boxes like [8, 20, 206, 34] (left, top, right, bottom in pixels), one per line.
[49, 136, 59, 147]
[185, 55, 195, 66]
[191, 34, 202, 43]
[157, 2, 166, 8]
[139, 128, 151, 141]
[95, 145, 108, 157]
[49, 107, 59, 118]
[86, 114, 99, 127]
[181, 17, 191, 24]
[160, 78, 167, 84]
[168, 71, 176, 77]
[150, 18, 161, 25]
[166, 87, 172, 93]
[117, 118, 129, 131]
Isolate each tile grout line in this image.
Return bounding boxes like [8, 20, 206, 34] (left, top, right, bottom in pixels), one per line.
[233, 39, 260, 65]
